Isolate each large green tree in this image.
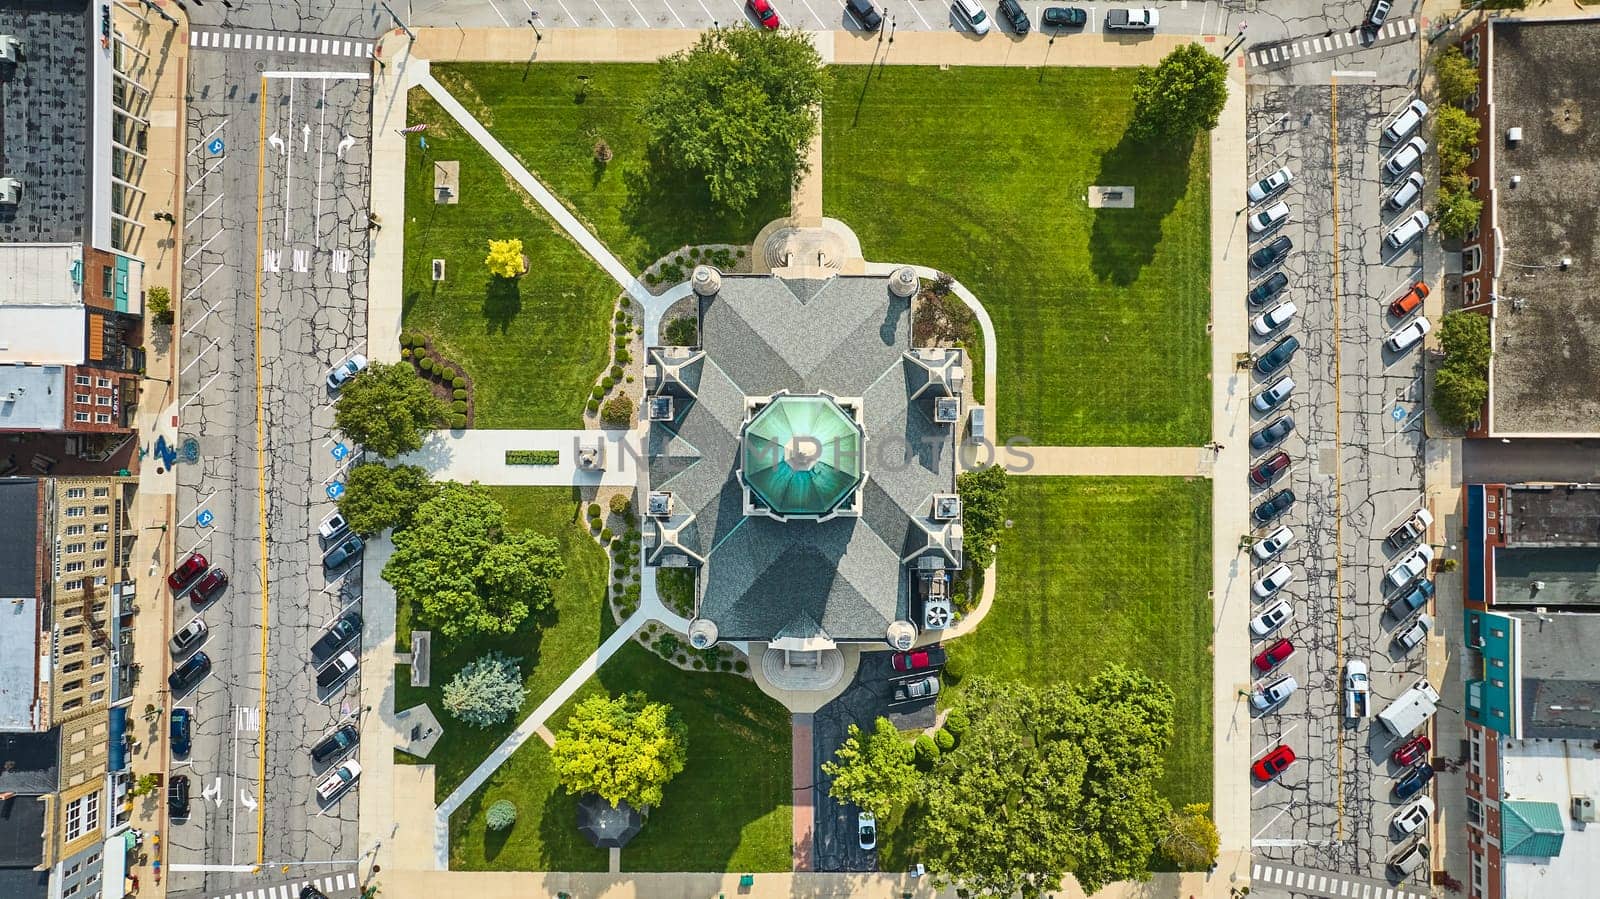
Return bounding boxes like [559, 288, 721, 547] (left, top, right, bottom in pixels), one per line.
[1434, 46, 1479, 107]
[338, 463, 436, 535]
[1439, 310, 1492, 373]
[957, 464, 1010, 569]
[1436, 186, 1483, 238]
[1129, 43, 1230, 143]
[382, 483, 566, 639]
[334, 361, 446, 458]
[642, 28, 828, 213]
[822, 717, 918, 821]
[552, 691, 688, 809]
[1160, 802, 1221, 870]
[1434, 105, 1478, 177]
[1433, 362, 1490, 426]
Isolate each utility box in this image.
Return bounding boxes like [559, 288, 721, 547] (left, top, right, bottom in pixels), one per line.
[0, 177, 21, 205]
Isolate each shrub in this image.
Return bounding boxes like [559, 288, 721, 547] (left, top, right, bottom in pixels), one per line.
[399, 331, 415, 346]
[419, 357, 434, 373]
[913, 734, 940, 770]
[735, 660, 748, 673]
[452, 376, 466, 389]
[942, 654, 966, 684]
[588, 503, 602, 519]
[451, 399, 468, 414]
[693, 659, 706, 669]
[593, 138, 613, 164]
[449, 414, 467, 429]
[453, 388, 469, 400]
[505, 450, 559, 465]
[601, 395, 634, 427]
[591, 385, 606, 401]
[587, 399, 600, 413]
[610, 364, 623, 379]
[615, 348, 631, 365]
[935, 727, 956, 752]
[655, 633, 682, 657]
[737, 249, 747, 259]
[486, 800, 518, 830]
[609, 494, 631, 516]
[147, 286, 174, 325]
[401, 347, 413, 360]
[719, 660, 733, 671]
[943, 708, 969, 736]
[442, 652, 528, 728]
[602, 376, 616, 390]
[664, 315, 697, 347]
[645, 272, 660, 286]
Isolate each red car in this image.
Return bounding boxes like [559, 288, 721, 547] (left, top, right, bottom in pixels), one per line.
[890, 646, 947, 672]
[1252, 744, 1296, 782]
[1253, 638, 1295, 673]
[1392, 734, 1431, 766]
[192, 568, 229, 606]
[747, 0, 781, 29]
[167, 552, 209, 592]
[1250, 451, 1292, 487]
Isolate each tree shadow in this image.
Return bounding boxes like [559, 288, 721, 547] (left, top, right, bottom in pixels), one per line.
[482, 276, 523, 335]
[1087, 130, 1199, 287]
[619, 146, 788, 268]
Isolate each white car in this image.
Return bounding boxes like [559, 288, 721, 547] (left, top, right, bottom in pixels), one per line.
[169, 617, 208, 656]
[1250, 599, 1293, 637]
[1251, 300, 1297, 336]
[1248, 201, 1291, 234]
[1384, 137, 1427, 178]
[1252, 526, 1296, 562]
[1386, 543, 1436, 588]
[1251, 674, 1299, 711]
[1395, 613, 1434, 652]
[1386, 211, 1430, 250]
[1247, 167, 1294, 203]
[951, 0, 992, 33]
[316, 760, 362, 802]
[318, 509, 350, 541]
[1383, 98, 1429, 143]
[326, 353, 368, 390]
[1389, 841, 1430, 876]
[1252, 564, 1295, 600]
[858, 811, 877, 850]
[1386, 317, 1432, 352]
[1391, 796, 1435, 836]
[1387, 171, 1425, 210]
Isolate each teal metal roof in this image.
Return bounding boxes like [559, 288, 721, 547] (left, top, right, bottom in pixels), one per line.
[741, 395, 862, 516]
[1501, 800, 1566, 857]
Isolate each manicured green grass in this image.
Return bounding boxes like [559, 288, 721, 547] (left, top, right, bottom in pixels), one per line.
[450, 642, 792, 873]
[943, 476, 1214, 807]
[430, 63, 788, 273]
[823, 67, 1212, 446]
[402, 90, 616, 429]
[394, 486, 611, 801]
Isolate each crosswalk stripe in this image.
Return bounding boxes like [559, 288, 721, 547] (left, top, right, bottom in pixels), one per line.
[189, 30, 198, 46]
[340, 873, 355, 889]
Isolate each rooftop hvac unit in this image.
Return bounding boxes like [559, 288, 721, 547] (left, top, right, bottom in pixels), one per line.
[647, 491, 673, 519]
[0, 36, 21, 64]
[934, 396, 961, 424]
[932, 494, 961, 522]
[0, 178, 19, 205]
[1574, 796, 1597, 823]
[648, 395, 674, 421]
[1507, 127, 1523, 144]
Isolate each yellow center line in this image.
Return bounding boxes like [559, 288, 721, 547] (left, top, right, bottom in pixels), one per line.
[255, 74, 270, 866]
[1330, 76, 1345, 841]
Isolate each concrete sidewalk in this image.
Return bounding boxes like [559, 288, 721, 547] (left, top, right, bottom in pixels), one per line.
[1017, 446, 1215, 477]
[396, 427, 644, 486]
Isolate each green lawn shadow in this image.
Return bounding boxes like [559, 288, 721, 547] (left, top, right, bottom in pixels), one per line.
[1088, 132, 1198, 287]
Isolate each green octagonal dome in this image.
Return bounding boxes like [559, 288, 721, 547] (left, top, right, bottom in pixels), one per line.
[741, 395, 863, 516]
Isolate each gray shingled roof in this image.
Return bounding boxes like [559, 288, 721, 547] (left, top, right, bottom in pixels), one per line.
[0, 478, 39, 598]
[0, 0, 93, 245]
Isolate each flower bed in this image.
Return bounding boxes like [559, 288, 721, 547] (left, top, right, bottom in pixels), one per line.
[505, 450, 559, 465]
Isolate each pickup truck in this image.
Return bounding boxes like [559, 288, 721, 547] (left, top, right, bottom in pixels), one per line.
[316, 650, 359, 690]
[1385, 577, 1435, 622]
[1344, 660, 1371, 719]
[1105, 8, 1158, 30]
[1384, 508, 1433, 551]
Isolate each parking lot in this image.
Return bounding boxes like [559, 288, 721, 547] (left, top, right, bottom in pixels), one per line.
[1242, 79, 1434, 886]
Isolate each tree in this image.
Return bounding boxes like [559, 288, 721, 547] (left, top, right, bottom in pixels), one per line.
[383, 483, 566, 639]
[601, 394, 634, 427]
[1160, 803, 1220, 869]
[1433, 362, 1489, 426]
[664, 315, 698, 346]
[1128, 43, 1230, 143]
[552, 691, 688, 809]
[1434, 105, 1478, 177]
[1439, 310, 1492, 373]
[485, 238, 525, 279]
[334, 361, 447, 458]
[486, 799, 518, 830]
[339, 463, 436, 535]
[1435, 186, 1483, 238]
[822, 717, 918, 820]
[147, 285, 173, 326]
[1434, 46, 1479, 107]
[957, 464, 1010, 568]
[642, 28, 828, 213]
[442, 651, 528, 727]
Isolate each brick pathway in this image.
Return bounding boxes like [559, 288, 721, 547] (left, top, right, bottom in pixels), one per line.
[791, 714, 815, 873]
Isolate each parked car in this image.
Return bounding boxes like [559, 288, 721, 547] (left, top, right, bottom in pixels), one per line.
[1252, 563, 1295, 600]
[1395, 613, 1434, 652]
[1384, 137, 1428, 178]
[169, 651, 212, 693]
[1104, 7, 1158, 30]
[169, 774, 191, 818]
[890, 646, 947, 672]
[1393, 762, 1435, 800]
[310, 724, 360, 766]
[1385, 577, 1434, 622]
[952, 0, 992, 34]
[1248, 201, 1290, 234]
[1041, 6, 1087, 28]
[1251, 675, 1299, 711]
[1251, 744, 1296, 781]
[1251, 301, 1298, 336]
[1254, 335, 1300, 376]
[1367, 0, 1393, 31]
[1248, 272, 1290, 307]
[1386, 317, 1432, 352]
[1387, 280, 1430, 318]
[747, 0, 781, 29]
[316, 650, 359, 690]
[318, 509, 349, 541]
[301, 888, 331, 899]
[170, 617, 208, 656]
[1392, 734, 1432, 767]
[844, 0, 883, 30]
[1250, 235, 1293, 272]
[1252, 526, 1296, 562]
[316, 760, 362, 802]
[1344, 660, 1370, 719]
[1388, 171, 1425, 211]
[1386, 544, 1435, 589]
[1252, 376, 1296, 413]
[1250, 416, 1295, 450]
[1249, 600, 1293, 637]
[858, 811, 877, 850]
[324, 533, 364, 569]
[325, 353, 368, 391]
[171, 708, 193, 757]
[1253, 489, 1295, 526]
[1389, 840, 1430, 877]
[1250, 451, 1292, 487]
[192, 568, 228, 606]
[997, 0, 1030, 32]
[1391, 795, 1435, 837]
[892, 675, 941, 704]
[1253, 637, 1295, 673]
[311, 612, 363, 664]
[1247, 166, 1294, 203]
[1386, 211, 1430, 250]
[1384, 508, 1434, 550]
[168, 552, 209, 592]
[1382, 98, 1429, 143]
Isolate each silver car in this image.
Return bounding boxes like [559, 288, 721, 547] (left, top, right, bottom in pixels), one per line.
[1247, 167, 1293, 203]
[1387, 172, 1425, 210]
[169, 617, 208, 656]
[1250, 600, 1293, 637]
[1384, 137, 1427, 178]
[1385, 211, 1430, 250]
[1252, 526, 1296, 562]
[1251, 674, 1299, 711]
[1252, 564, 1295, 600]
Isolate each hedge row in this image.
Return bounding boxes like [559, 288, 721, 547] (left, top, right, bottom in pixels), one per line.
[505, 450, 560, 466]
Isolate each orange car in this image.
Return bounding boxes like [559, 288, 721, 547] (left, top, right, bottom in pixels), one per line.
[1388, 281, 1430, 318]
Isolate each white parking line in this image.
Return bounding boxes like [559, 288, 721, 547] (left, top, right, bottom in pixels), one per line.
[186, 156, 226, 193]
[182, 230, 224, 266]
[180, 339, 220, 376]
[184, 263, 225, 302]
[178, 369, 226, 412]
[188, 193, 225, 229]
[589, 0, 616, 26]
[904, 0, 930, 28]
[1253, 803, 1291, 838]
[178, 491, 219, 526]
[795, 0, 826, 27]
[180, 532, 216, 558]
[622, 0, 649, 23]
[190, 119, 229, 157]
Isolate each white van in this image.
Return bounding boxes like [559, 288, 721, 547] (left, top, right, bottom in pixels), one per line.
[1383, 99, 1429, 143]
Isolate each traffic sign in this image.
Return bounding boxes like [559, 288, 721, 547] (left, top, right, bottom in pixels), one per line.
[331, 442, 349, 461]
[197, 509, 215, 527]
[207, 137, 225, 155]
[327, 481, 345, 500]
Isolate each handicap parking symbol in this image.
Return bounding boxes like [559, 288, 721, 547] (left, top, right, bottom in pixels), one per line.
[207, 137, 225, 156]
[331, 442, 349, 461]
[1392, 405, 1408, 422]
[197, 509, 215, 527]
[327, 481, 346, 500]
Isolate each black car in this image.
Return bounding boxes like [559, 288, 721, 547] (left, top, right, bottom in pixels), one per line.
[310, 611, 363, 664]
[171, 708, 193, 757]
[1248, 272, 1290, 307]
[1041, 6, 1087, 28]
[1254, 335, 1300, 376]
[844, 0, 883, 30]
[1249, 416, 1295, 450]
[997, 0, 1030, 33]
[300, 888, 330, 899]
[168, 651, 212, 694]
[169, 774, 191, 819]
[310, 724, 360, 766]
[1250, 235, 1293, 271]
[1253, 489, 1295, 525]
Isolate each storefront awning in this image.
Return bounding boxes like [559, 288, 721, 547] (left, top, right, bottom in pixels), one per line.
[100, 834, 128, 899]
[107, 706, 128, 773]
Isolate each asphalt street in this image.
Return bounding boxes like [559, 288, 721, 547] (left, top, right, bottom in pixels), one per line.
[170, 31, 373, 899]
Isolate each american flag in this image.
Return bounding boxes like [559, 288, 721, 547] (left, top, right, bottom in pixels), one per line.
[398, 124, 429, 134]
